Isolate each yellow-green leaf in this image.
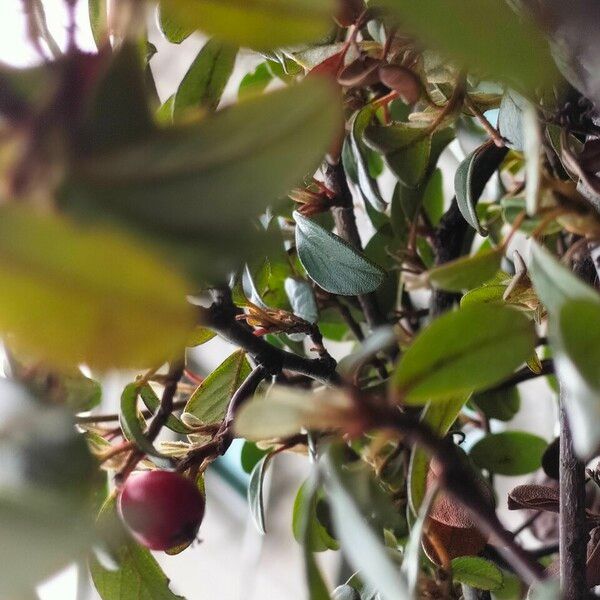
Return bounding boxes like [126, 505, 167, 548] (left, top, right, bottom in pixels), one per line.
[160, 0, 334, 49]
[393, 304, 536, 404]
[0, 208, 193, 370]
[427, 247, 502, 292]
[184, 350, 251, 424]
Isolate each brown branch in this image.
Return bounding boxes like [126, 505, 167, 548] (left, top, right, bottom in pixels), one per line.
[198, 290, 340, 386]
[482, 359, 554, 394]
[374, 408, 546, 585]
[559, 254, 594, 599]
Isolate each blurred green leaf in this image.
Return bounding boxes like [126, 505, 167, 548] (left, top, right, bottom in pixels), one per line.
[187, 326, 217, 346]
[393, 304, 536, 404]
[408, 395, 467, 513]
[0, 207, 193, 370]
[184, 350, 251, 424]
[451, 556, 503, 591]
[553, 299, 600, 458]
[238, 62, 273, 99]
[383, 0, 555, 88]
[173, 39, 238, 116]
[248, 453, 272, 534]
[67, 79, 341, 281]
[470, 431, 547, 475]
[529, 242, 600, 315]
[157, 1, 195, 43]
[160, 0, 334, 49]
[90, 497, 183, 600]
[88, 0, 108, 48]
[235, 386, 355, 441]
[323, 445, 408, 600]
[298, 474, 332, 600]
[0, 382, 95, 595]
[293, 479, 339, 552]
[294, 211, 385, 295]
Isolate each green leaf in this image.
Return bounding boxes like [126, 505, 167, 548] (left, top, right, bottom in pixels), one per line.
[364, 123, 431, 188]
[472, 387, 520, 422]
[455, 142, 507, 236]
[529, 242, 600, 315]
[235, 386, 355, 441]
[157, 1, 195, 43]
[238, 62, 273, 99]
[240, 441, 267, 474]
[408, 396, 467, 513]
[160, 0, 334, 49]
[451, 556, 503, 591]
[422, 168, 444, 225]
[299, 474, 332, 600]
[383, 0, 555, 88]
[90, 497, 184, 600]
[248, 453, 273, 534]
[393, 304, 536, 404]
[498, 91, 527, 151]
[427, 247, 502, 292]
[322, 445, 409, 600]
[119, 384, 172, 464]
[553, 298, 600, 458]
[401, 485, 437, 598]
[187, 326, 217, 346]
[294, 211, 385, 295]
[173, 39, 238, 116]
[184, 350, 251, 424]
[67, 78, 341, 282]
[470, 431, 547, 475]
[293, 479, 339, 552]
[523, 105, 542, 216]
[139, 384, 190, 435]
[285, 277, 319, 323]
[0, 208, 193, 371]
[349, 107, 386, 211]
[88, 0, 107, 48]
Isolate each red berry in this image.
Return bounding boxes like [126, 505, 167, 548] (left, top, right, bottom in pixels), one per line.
[118, 470, 205, 551]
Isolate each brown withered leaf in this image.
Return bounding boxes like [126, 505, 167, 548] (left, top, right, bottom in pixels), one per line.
[423, 518, 488, 563]
[337, 56, 382, 87]
[508, 484, 560, 513]
[378, 64, 422, 104]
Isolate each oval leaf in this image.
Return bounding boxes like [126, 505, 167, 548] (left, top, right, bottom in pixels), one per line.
[160, 0, 333, 49]
[173, 39, 238, 116]
[469, 431, 547, 476]
[455, 142, 508, 236]
[0, 208, 193, 370]
[427, 247, 502, 292]
[184, 349, 251, 424]
[294, 211, 385, 295]
[393, 304, 536, 404]
[450, 556, 503, 591]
